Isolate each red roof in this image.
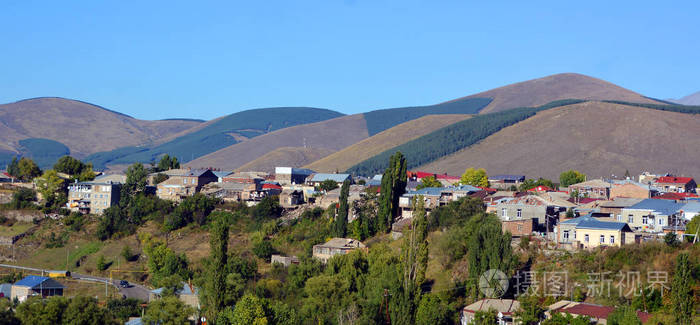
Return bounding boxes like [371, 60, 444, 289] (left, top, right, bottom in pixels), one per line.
[560, 304, 614, 319]
[262, 183, 282, 190]
[476, 186, 498, 192]
[527, 185, 554, 192]
[655, 192, 685, 201]
[408, 171, 460, 181]
[655, 176, 694, 184]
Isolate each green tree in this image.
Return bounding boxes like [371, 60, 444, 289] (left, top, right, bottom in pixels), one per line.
[377, 152, 407, 233]
[143, 296, 193, 325]
[123, 163, 148, 196]
[335, 179, 350, 237]
[9, 187, 36, 209]
[17, 157, 41, 181]
[35, 170, 65, 207]
[6, 156, 20, 179]
[63, 296, 113, 325]
[466, 213, 516, 298]
[204, 216, 229, 322]
[157, 154, 180, 172]
[140, 233, 191, 287]
[302, 275, 346, 323]
[460, 167, 488, 187]
[472, 309, 497, 325]
[53, 156, 94, 180]
[15, 296, 69, 324]
[415, 293, 449, 325]
[0, 299, 19, 325]
[96, 255, 108, 271]
[607, 306, 641, 325]
[252, 240, 274, 260]
[559, 170, 586, 187]
[543, 312, 591, 325]
[106, 298, 140, 322]
[153, 173, 169, 184]
[228, 294, 269, 325]
[671, 253, 694, 325]
[318, 179, 338, 192]
[516, 294, 545, 324]
[121, 246, 134, 262]
[664, 232, 680, 247]
[685, 215, 700, 241]
[416, 175, 442, 190]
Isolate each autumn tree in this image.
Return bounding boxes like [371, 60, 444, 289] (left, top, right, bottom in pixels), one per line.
[416, 175, 442, 190]
[559, 170, 586, 187]
[460, 168, 488, 187]
[17, 157, 41, 181]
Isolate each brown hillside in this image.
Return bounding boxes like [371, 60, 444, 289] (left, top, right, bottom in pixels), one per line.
[445, 73, 660, 114]
[187, 114, 369, 170]
[305, 114, 471, 172]
[236, 147, 335, 174]
[0, 97, 201, 156]
[420, 101, 700, 180]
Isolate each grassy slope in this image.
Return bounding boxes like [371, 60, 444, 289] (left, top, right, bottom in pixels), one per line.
[236, 147, 336, 174]
[187, 114, 370, 171]
[305, 114, 471, 173]
[0, 97, 201, 157]
[87, 107, 344, 168]
[444, 73, 662, 114]
[421, 101, 700, 180]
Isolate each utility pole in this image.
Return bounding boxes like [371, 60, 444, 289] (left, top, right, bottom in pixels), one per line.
[380, 288, 391, 324]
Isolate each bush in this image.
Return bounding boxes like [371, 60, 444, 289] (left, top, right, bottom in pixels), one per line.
[96, 255, 108, 271]
[253, 240, 274, 260]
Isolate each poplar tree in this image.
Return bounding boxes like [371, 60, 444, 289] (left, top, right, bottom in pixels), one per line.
[205, 217, 229, 322]
[335, 180, 350, 237]
[672, 253, 694, 325]
[377, 152, 407, 233]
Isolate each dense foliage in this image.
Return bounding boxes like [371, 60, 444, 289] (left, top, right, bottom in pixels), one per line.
[559, 169, 586, 187]
[348, 99, 586, 175]
[377, 152, 407, 233]
[53, 155, 95, 181]
[415, 175, 442, 190]
[16, 138, 70, 169]
[460, 167, 488, 187]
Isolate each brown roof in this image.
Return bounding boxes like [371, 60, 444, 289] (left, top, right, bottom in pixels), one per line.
[463, 299, 520, 315]
[560, 303, 614, 319]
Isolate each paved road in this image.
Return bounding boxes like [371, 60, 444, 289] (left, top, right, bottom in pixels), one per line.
[0, 264, 151, 301]
[72, 273, 151, 301]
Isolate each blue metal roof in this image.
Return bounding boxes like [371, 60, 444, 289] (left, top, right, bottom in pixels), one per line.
[561, 215, 628, 230]
[213, 171, 232, 178]
[680, 201, 700, 213]
[489, 174, 525, 181]
[14, 276, 64, 289]
[309, 173, 351, 183]
[627, 199, 683, 216]
[406, 185, 480, 197]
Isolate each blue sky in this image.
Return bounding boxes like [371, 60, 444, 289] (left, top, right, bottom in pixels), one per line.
[1, 1, 698, 120]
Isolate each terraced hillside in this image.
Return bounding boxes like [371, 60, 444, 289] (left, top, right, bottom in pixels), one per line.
[420, 101, 700, 180]
[305, 114, 471, 173]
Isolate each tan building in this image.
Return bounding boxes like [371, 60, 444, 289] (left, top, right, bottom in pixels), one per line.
[502, 219, 535, 237]
[557, 215, 633, 249]
[610, 181, 652, 199]
[156, 169, 217, 202]
[461, 299, 520, 325]
[11, 276, 64, 302]
[67, 181, 121, 215]
[312, 238, 366, 263]
[620, 198, 683, 232]
[568, 179, 612, 199]
[149, 282, 199, 308]
[597, 198, 643, 221]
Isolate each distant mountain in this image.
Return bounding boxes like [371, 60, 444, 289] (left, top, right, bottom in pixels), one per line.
[0, 97, 201, 168]
[419, 101, 700, 180]
[86, 107, 345, 168]
[305, 114, 471, 173]
[446, 73, 661, 114]
[668, 91, 700, 106]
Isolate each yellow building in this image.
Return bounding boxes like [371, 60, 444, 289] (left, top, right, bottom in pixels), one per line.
[557, 215, 633, 249]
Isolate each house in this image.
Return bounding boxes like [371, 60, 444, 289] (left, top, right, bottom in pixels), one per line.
[488, 175, 525, 189]
[557, 215, 634, 249]
[680, 201, 700, 220]
[621, 199, 684, 232]
[489, 195, 566, 230]
[597, 198, 644, 222]
[149, 282, 199, 308]
[279, 189, 304, 207]
[407, 171, 461, 186]
[546, 300, 651, 324]
[306, 173, 352, 188]
[609, 179, 654, 199]
[275, 167, 314, 186]
[212, 171, 232, 183]
[568, 179, 612, 200]
[399, 185, 481, 218]
[261, 182, 282, 196]
[460, 299, 520, 325]
[11, 276, 65, 302]
[223, 171, 266, 186]
[312, 238, 366, 263]
[502, 219, 535, 237]
[638, 172, 664, 184]
[653, 176, 696, 193]
[0, 172, 13, 183]
[67, 180, 121, 215]
[156, 169, 218, 202]
[271, 254, 299, 267]
[202, 182, 259, 202]
[93, 173, 127, 184]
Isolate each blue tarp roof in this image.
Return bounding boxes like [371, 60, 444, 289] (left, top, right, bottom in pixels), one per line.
[627, 199, 683, 216]
[406, 185, 480, 196]
[489, 174, 525, 181]
[125, 318, 144, 325]
[308, 173, 351, 183]
[14, 276, 64, 289]
[213, 171, 232, 178]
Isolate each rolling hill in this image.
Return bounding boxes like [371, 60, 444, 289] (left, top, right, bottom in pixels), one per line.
[444, 73, 661, 114]
[236, 147, 336, 174]
[419, 101, 700, 180]
[305, 114, 472, 173]
[0, 97, 202, 168]
[669, 90, 700, 106]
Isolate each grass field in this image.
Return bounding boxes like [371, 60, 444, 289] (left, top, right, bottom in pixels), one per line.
[0, 222, 33, 237]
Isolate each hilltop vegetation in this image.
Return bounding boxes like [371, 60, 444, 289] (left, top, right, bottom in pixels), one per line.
[347, 99, 585, 176]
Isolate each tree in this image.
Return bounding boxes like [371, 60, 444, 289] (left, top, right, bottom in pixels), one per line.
[685, 215, 700, 241]
[252, 240, 274, 260]
[35, 170, 65, 208]
[519, 177, 555, 191]
[472, 309, 497, 325]
[416, 175, 442, 190]
[121, 246, 134, 262]
[62, 296, 113, 325]
[543, 312, 591, 325]
[377, 152, 407, 233]
[460, 167, 488, 187]
[228, 294, 269, 325]
[106, 298, 141, 322]
[624, 169, 631, 179]
[415, 294, 449, 325]
[671, 253, 694, 325]
[143, 296, 193, 325]
[318, 179, 338, 192]
[9, 187, 36, 209]
[607, 306, 641, 325]
[559, 170, 586, 187]
[0, 299, 19, 325]
[123, 163, 148, 196]
[664, 232, 680, 247]
[17, 157, 41, 181]
[465, 213, 516, 298]
[16, 296, 69, 324]
[153, 173, 169, 184]
[335, 179, 350, 237]
[516, 294, 545, 324]
[53, 156, 86, 176]
[6, 156, 19, 179]
[157, 154, 180, 172]
[204, 216, 229, 322]
[96, 255, 108, 271]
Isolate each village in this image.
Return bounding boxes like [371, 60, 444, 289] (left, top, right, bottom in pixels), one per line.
[0, 155, 697, 324]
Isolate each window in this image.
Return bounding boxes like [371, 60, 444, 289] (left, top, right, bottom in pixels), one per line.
[642, 216, 648, 225]
[517, 224, 523, 231]
[584, 234, 589, 243]
[573, 231, 577, 239]
[658, 218, 664, 226]
[628, 215, 634, 223]
[501, 208, 507, 218]
[517, 209, 522, 218]
[610, 236, 615, 244]
[183, 179, 187, 184]
[600, 235, 605, 243]
[563, 230, 569, 241]
[617, 214, 622, 221]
